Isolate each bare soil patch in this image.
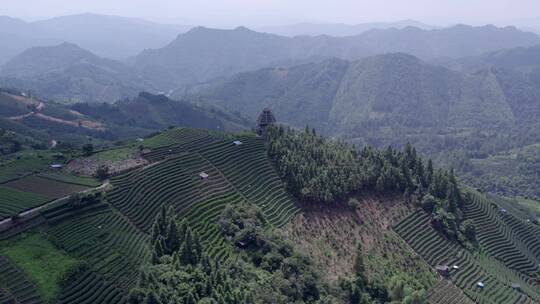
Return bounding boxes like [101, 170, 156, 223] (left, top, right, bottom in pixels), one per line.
[66, 150, 149, 177]
[281, 193, 414, 286]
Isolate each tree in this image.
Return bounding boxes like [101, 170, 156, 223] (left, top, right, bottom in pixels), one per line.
[95, 165, 109, 181]
[461, 220, 476, 242]
[421, 195, 437, 213]
[82, 143, 94, 156]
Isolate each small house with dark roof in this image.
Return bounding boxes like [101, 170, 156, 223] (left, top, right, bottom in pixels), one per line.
[256, 107, 276, 136]
[435, 265, 450, 276]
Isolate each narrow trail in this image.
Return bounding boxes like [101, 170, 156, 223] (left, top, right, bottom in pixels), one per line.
[0, 181, 111, 227]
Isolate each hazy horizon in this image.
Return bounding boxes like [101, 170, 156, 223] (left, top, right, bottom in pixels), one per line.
[2, 0, 540, 30]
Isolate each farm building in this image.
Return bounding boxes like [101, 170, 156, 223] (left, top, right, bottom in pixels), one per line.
[233, 140, 242, 145]
[452, 265, 459, 270]
[477, 282, 485, 288]
[435, 265, 450, 276]
[511, 283, 521, 290]
[199, 172, 209, 180]
[256, 107, 276, 136]
[50, 164, 64, 169]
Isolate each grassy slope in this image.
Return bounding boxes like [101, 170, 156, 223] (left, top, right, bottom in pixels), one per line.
[1, 233, 79, 303]
[281, 194, 437, 292]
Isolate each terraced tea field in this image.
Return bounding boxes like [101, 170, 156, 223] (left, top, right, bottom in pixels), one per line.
[426, 280, 473, 304]
[0, 128, 302, 303]
[0, 186, 50, 220]
[108, 129, 300, 260]
[395, 207, 540, 304]
[0, 256, 43, 304]
[462, 192, 540, 281]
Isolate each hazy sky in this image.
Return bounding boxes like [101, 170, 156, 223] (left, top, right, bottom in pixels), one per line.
[2, 0, 540, 28]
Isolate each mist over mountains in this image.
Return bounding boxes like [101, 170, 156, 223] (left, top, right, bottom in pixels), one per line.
[1, 14, 540, 102]
[0, 13, 190, 64]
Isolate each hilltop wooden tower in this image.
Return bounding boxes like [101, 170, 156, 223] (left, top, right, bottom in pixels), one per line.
[256, 107, 276, 136]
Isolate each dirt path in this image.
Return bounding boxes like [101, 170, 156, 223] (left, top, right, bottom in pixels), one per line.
[0, 181, 111, 227]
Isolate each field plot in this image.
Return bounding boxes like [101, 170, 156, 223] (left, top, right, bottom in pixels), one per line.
[426, 280, 473, 304]
[40, 203, 149, 304]
[0, 186, 50, 220]
[1, 233, 79, 303]
[394, 209, 539, 304]
[37, 172, 100, 187]
[0, 151, 53, 183]
[0, 256, 43, 304]
[463, 192, 540, 281]
[4, 176, 89, 199]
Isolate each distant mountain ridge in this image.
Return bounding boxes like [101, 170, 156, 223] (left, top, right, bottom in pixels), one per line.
[131, 24, 540, 90]
[2, 20, 540, 103]
[0, 13, 191, 64]
[0, 43, 152, 103]
[257, 20, 436, 37]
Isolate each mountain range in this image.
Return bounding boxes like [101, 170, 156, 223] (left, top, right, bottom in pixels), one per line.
[2, 22, 539, 101]
[257, 20, 436, 36]
[0, 43, 151, 103]
[0, 13, 190, 64]
[129, 24, 540, 90]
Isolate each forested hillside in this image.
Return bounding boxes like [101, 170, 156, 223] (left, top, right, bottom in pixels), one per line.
[0, 89, 249, 155]
[183, 53, 540, 200]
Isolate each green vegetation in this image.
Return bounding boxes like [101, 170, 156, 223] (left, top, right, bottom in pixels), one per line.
[267, 126, 466, 241]
[457, 143, 540, 201]
[4, 175, 89, 199]
[394, 202, 540, 304]
[0, 255, 44, 304]
[1, 233, 79, 303]
[0, 150, 54, 183]
[0, 185, 50, 220]
[38, 172, 100, 187]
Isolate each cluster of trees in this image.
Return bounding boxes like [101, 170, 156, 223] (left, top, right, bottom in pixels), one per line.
[342, 244, 426, 304]
[129, 206, 249, 303]
[218, 204, 327, 303]
[129, 204, 334, 304]
[67, 191, 102, 209]
[267, 125, 471, 242]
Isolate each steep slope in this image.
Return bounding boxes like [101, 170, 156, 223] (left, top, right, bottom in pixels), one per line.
[0, 43, 151, 103]
[132, 25, 540, 90]
[183, 53, 520, 135]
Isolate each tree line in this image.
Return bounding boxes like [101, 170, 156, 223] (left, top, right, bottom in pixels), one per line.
[266, 125, 474, 243]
